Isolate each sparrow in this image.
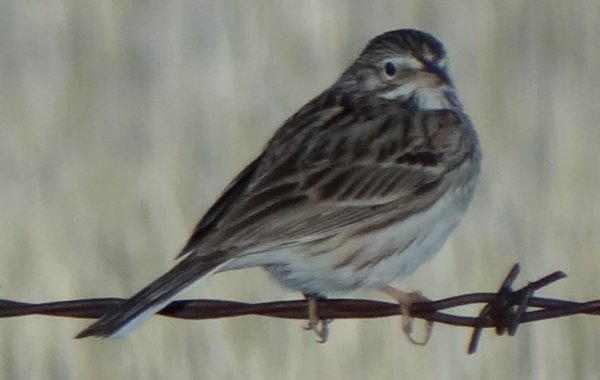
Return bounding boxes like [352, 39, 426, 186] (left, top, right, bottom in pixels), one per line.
[76, 29, 481, 342]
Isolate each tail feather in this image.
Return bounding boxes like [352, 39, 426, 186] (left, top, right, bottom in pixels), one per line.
[75, 254, 229, 338]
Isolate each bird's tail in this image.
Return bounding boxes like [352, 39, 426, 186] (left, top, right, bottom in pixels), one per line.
[75, 254, 230, 338]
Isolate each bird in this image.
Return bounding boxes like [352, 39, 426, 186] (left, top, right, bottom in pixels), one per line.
[76, 29, 481, 341]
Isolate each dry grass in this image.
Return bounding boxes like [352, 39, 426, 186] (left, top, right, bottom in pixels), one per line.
[1, 1, 599, 379]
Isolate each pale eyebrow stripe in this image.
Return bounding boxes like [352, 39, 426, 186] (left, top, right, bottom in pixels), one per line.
[383, 56, 422, 69]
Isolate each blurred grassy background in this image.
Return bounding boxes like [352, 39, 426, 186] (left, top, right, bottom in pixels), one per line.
[1, 1, 599, 379]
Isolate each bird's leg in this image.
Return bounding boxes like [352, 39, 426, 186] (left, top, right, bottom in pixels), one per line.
[380, 286, 433, 345]
[302, 293, 330, 343]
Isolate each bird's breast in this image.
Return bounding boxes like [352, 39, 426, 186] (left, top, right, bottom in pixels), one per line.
[260, 176, 478, 296]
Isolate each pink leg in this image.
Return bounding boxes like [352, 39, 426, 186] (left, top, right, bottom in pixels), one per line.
[380, 286, 433, 345]
[303, 295, 330, 343]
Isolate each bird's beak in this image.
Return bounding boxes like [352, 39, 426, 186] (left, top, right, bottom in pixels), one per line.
[424, 62, 452, 86]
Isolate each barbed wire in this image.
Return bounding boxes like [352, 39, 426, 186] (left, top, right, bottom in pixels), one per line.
[1, 264, 598, 353]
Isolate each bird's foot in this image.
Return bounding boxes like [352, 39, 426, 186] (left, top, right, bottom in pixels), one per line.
[303, 295, 331, 343]
[380, 286, 433, 345]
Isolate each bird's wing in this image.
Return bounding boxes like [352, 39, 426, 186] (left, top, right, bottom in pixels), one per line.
[177, 154, 263, 257]
[196, 106, 478, 255]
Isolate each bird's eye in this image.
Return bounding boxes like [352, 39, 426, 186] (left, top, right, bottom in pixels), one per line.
[383, 60, 398, 78]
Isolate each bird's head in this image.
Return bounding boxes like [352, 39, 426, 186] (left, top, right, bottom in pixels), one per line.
[340, 29, 458, 109]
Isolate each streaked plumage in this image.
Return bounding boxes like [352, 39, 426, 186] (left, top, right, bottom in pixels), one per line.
[77, 29, 481, 339]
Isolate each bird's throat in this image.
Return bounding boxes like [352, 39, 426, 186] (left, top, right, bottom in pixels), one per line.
[381, 83, 455, 110]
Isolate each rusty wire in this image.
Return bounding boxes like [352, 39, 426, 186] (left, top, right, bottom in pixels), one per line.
[1, 264, 598, 353]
